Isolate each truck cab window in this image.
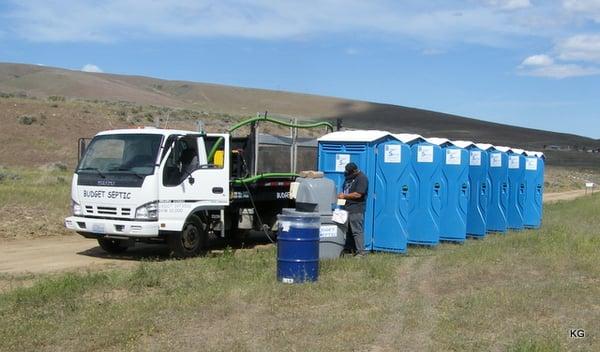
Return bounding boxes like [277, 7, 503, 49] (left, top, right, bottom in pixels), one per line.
[204, 136, 225, 169]
[163, 137, 199, 186]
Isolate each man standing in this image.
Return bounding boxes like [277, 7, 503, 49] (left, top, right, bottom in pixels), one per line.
[338, 162, 368, 256]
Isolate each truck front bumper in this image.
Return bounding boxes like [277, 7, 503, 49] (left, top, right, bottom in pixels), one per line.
[64, 216, 160, 238]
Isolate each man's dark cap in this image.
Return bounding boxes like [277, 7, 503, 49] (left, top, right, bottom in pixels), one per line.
[345, 162, 358, 172]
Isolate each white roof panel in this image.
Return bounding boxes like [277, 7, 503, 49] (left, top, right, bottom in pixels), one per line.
[426, 137, 450, 146]
[452, 140, 475, 148]
[511, 148, 525, 155]
[495, 146, 512, 153]
[524, 150, 541, 157]
[318, 130, 390, 142]
[393, 133, 423, 144]
[475, 143, 495, 151]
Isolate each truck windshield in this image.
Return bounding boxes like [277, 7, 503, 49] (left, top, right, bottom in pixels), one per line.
[78, 134, 163, 176]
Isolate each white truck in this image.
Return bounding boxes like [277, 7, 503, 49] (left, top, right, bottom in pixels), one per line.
[64, 117, 332, 257]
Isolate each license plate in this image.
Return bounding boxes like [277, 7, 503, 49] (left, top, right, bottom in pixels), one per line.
[91, 223, 105, 234]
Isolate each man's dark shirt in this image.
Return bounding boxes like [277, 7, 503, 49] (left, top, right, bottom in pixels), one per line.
[342, 171, 368, 214]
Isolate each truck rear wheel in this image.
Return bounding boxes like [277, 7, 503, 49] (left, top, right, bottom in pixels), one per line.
[168, 215, 207, 258]
[97, 238, 129, 254]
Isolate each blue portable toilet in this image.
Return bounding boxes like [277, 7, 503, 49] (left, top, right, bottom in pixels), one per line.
[394, 134, 443, 246]
[523, 151, 544, 228]
[455, 141, 489, 238]
[427, 138, 469, 242]
[483, 145, 509, 233]
[505, 147, 526, 230]
[317, 130, 409, 253]
[371, 137, 412, 252]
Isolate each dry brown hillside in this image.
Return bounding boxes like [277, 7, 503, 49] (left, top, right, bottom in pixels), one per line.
[1, 62, 599, 168]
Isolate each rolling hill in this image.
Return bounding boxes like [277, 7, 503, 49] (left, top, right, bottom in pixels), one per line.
[1, 62, 598, 168]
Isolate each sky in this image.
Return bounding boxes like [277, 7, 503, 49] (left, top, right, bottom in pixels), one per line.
[0, 0, 599, 138]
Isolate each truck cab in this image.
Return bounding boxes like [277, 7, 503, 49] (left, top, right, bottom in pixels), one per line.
[65, 127, 233, 257]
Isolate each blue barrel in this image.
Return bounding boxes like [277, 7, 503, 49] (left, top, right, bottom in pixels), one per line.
[277, 211, 320, 283]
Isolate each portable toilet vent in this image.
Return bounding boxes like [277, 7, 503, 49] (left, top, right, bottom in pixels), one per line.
[428, 138, 469, 242]
[317, 130, 409, 253]
[506, 148, 526, 230]
[455, 141, 489, 238]
[395, 134, 443, 246]
[484, 145, 509, 233]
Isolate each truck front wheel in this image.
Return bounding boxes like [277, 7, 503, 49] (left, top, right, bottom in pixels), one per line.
[97, 238, 129, 254]
[168, 215, 207, 257]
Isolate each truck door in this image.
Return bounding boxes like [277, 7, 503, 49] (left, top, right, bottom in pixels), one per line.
[158, 134, 230, 206]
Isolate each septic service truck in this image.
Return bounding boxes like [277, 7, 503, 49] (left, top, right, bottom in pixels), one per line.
[64, 115, 333, 257]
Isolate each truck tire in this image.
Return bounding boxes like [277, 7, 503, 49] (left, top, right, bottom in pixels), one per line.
[97, 238, 128, 254]
[168, 215, 207, 258]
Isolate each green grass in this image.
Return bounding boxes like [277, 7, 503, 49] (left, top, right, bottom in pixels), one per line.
[0, 195, 599, 351]
[0, 167, 71, 239]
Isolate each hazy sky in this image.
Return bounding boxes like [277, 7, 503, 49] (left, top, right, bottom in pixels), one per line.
[0, 0, 599, 138]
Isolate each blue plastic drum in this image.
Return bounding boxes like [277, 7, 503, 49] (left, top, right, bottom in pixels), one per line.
[277, 211, 320, 283]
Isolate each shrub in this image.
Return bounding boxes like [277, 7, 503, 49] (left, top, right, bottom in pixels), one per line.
[0, 167, 21, 183]
[40, 162, 68, 172]
[48, 95, 66, 102]
[17, 115, 37, 125]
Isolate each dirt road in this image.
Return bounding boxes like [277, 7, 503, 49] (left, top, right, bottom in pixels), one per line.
[543, 189, 590, 203]
[0, 190, 592, 275]
[0, 236, 166, 274]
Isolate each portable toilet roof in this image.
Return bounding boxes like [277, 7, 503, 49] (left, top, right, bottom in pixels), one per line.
[511, 148, 526, 155]
[495, 146, 513, 153]
[475, 143, 495, 151]
[452, 140, 476, 149]
[318, 130, 390, 142]
[393, 133, 424, 144]
[425, 137, 452, 146]
[524, 150, 545, 158]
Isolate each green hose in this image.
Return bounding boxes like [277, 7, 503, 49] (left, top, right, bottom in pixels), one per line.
[207, 115, 334, 164]
[232, 173, 299, 185]
[228, 116, 334, 133]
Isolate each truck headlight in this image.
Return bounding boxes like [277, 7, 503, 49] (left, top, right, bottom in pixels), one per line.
[135, 201, 159, 220]
[72, 200, 83, 216]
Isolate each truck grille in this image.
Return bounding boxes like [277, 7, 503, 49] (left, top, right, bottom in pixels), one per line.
[84, 205, 132, 217]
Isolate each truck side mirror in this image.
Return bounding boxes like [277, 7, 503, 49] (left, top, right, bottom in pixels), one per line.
[78, 138, 88, 163]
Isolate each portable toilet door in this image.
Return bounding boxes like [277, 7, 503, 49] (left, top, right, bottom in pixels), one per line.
[485, 145, 509, 233]
[317, 130, 393, 251]
[370, 138, 412, 253]
[522, 151, 542, 228]
[395, 134, 443, 246]
[428, 138, 469, 242]
[506, 148, 526, 230]
[535, 152, 546, 223]
[457, 141, 490, 238]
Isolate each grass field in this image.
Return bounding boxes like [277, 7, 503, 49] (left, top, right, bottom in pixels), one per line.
[0, 166, 72, 239]
[0, 194, 598, 351]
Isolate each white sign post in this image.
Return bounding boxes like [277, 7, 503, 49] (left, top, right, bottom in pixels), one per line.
[585, 182, 595, 195]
